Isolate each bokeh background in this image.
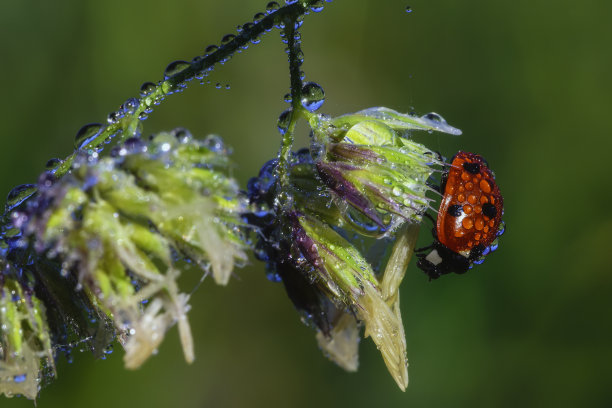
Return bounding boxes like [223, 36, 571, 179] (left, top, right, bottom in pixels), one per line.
[1, 0, 611, 407]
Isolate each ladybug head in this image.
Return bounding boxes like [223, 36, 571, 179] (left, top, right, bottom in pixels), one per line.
[416, 240, 472, 280]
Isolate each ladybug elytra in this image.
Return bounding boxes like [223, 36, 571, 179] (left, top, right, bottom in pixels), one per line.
[416, 151, 504, 279]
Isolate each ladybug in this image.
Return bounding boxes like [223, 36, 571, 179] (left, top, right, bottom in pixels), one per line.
[416, 151, 504, 279]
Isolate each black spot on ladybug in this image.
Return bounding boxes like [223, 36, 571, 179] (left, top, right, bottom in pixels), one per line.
[482, 203, 497, 218]
[448, 204, 462, 217]
[463, 162, 481, 174]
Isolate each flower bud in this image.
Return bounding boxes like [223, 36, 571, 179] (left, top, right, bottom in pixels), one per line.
[291, 212, 408, 390]
[22, 130, 248, 370]
[0, 267, 54, 400]
[309, 107, 461, 236]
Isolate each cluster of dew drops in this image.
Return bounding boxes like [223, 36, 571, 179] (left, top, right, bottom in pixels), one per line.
[0, 2, 434, 386]
[1, 1, 422, 232]
[0, 1, 332, 221]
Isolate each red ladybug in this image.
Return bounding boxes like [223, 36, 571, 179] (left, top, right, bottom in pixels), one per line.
[416, 151, 504, 279]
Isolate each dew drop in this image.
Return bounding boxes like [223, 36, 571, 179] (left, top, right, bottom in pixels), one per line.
[45, 158, 62, 171]
[266, 1, 280, 12]
[285, 0, 298, 4]
[489, 239, 499, 252]
[74, 123, 103, 149]
[215, 83, 222, 89]
[173, 128, 193, 143]
[419, 112, 463, 135]
[266, 270, 282, 282]
[107, 110, 122, 124]
[205, 44, 219, 55]
[164, 60, 190, 80]
[123, 137, 147, 154]
[13, 374, 26, 383]
[203, 134, 226, 153]
[221, 34, 236, 45]
[300, 82, 325, 112]
[122, 97, 140, 115]
[405, 6, 412, 13]
[277, 109, 292, 135]
[253, 12, 266, 23]
[310, 0, 325, 12]
[139, 82, 156, 97]
[283, 93, 292, 103]
[5, 184, 37, 212]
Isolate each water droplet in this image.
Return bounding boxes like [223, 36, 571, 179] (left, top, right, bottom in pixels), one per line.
[13, 374, 26, 383]
[122, 97, 140, 115]
[45, 158, 62, 171]
[173, 128, 192, 143]
[253, 12, 266, 23]
[123, 137, 146, 154]
[392, 187, 402, 196]
[285, 0, 298, 4]
[74, 123, 103, 149]
[418, 112, 463, 135]
[6, 184, 37, 212]
[164, 60, 190, 80]
[283, 93, 292, 103]
[107, 110, 122, 124]
[310, 0, 325, 12]
[300, 82, 325, 112]
[221, 34, 236, 45]
[215, 83, 222, 89]
[405, 6, 412, 13]
[204, 134, 226, 153]
[422, 112, 443, 123]
[205, 44, 218, 55]
[489, 239, 499, 252]
[277, 109, 292, 135]
[266, 1, 280, 12]
[266, 270, 282, 282]
[139, 82, 156, 97]
[225, 84, 231, 90]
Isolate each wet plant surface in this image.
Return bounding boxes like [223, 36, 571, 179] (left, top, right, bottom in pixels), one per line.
[1, 0, 611, 407]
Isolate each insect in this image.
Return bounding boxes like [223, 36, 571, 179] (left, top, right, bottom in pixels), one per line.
[416, 151, 504, 279]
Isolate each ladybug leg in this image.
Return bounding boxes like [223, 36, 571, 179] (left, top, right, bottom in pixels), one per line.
[415, 243, 433, 254]
[426, 178, 441, 193]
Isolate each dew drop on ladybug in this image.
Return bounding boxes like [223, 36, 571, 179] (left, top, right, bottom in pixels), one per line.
[417, 151, 504, 279]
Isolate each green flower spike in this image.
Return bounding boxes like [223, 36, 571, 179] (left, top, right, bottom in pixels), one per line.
[311, 107, 461, 236]
[291, 212, 408, 390]
[27, 130, 247, 369]
[0, 266, 54, 400]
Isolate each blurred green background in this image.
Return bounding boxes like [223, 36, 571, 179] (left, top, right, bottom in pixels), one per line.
[1, 0, 611, 406]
